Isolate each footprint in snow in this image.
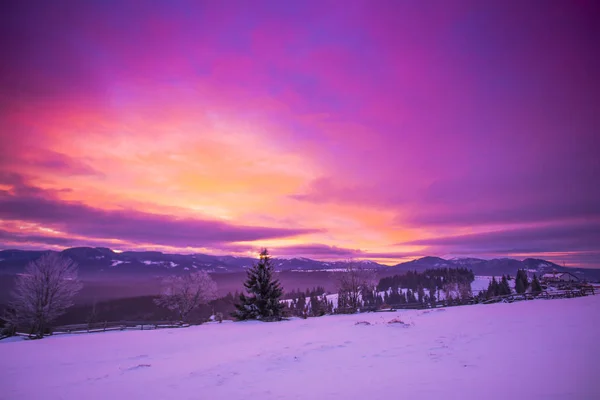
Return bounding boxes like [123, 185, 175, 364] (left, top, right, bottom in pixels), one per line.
[124, 364, 152, 372]
[129, 354, 149, 360]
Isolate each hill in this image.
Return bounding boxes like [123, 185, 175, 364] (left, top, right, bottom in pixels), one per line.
[1, 247, 599, 281]
[1, 295, 598, 399]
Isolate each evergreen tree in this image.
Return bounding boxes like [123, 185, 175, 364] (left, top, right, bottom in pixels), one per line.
[406, 289, 415, 303]
[374, 293, 383, 307]
[515, 270, 530, 294]
[234, 249, 284, 321]
[337, 290, 349, 313]
[417, 286, 425, 303]
[501, 275, 511, 295]
[515, 277, 525, 294]
[362, 287, 375, 307]
[531, 274, 542, 294]
[487, 277, 498, 298]
[522, 271, 530, 292]
[309, 295, 318, 316]
[295, 294, 307, 317]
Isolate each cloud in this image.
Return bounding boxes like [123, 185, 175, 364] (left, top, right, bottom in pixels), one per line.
[401, 221, 600, 254]
[271, 243, 363, 258]
[270, 243, 416, 261]
[0, 188, 321, 249]
[1, 1, 599, 268]
[0, 229, 103, 248]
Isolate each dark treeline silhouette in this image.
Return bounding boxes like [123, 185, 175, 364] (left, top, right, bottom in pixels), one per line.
[282, 292, 333, 318]
[476, 270, 544, 302]
[377, 268, 475, 292]
[282, 286, 326, 300]
[47, 291, 242, 327]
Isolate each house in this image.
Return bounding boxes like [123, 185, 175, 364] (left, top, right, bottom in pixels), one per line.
[541, 272, 580, 284]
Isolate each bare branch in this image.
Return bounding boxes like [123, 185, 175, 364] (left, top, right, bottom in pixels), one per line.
[8, 253, 82, 338]
[336, 264, 377, 312]
[154, 271, 217, 322]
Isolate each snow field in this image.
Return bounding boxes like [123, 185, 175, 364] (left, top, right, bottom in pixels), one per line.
[1, 295, 599, 400]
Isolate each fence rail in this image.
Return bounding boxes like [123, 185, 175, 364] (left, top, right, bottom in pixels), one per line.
[350, 287, 595, 314]
[51, 320, 190, 335]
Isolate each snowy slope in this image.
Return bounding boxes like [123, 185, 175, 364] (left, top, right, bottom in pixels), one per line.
[2, 296, 599, 400]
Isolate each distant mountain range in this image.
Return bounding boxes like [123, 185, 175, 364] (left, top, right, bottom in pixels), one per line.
[1, 247, 599, 281]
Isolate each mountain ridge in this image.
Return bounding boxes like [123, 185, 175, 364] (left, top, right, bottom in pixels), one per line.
[0, 246, 598, 281]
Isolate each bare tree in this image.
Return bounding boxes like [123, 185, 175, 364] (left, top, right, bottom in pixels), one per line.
[154, 271, 217, 322]
[336, 264, 377, 313]
[458, 282, 473, 301]
[442, 281, 458, 303]
[9, 253, 82, 338]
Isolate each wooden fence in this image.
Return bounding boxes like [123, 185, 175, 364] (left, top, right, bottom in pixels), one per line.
[1, 320, 192, 340]
[51, 320, 190, 335]
[352, 287, 595, 314]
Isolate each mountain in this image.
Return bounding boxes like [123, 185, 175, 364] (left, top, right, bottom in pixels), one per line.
[0, 247, 387, 277]
[1, 247, 599, 281]
[392, 256, 600, 281]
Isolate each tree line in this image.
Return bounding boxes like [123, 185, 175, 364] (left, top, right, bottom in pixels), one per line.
[5, 248, 518, 338]
[477, 271, 543, 301]
[377, 268, 475, 292]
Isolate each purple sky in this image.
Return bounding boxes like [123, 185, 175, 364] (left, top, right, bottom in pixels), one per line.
[0, 1, 599, 266]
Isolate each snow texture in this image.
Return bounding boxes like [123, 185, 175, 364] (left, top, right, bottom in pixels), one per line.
[1, 296, 599, 399]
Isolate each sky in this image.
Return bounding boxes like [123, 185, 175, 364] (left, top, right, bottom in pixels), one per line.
[0, 0, 599, 267]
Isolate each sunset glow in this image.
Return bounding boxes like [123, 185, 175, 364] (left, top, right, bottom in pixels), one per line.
[1, 1, 598, 266]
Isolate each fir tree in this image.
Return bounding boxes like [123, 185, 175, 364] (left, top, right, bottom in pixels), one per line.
[501, 275, 511, 295]
[531, 274, 542, 294]
[337, 290, 349, 313]
[234, 249, 284, 321]
[522, 270, 530, 291]
[515, 273, 525, 294]
[487, 277, 498, 298]
[417, 286, 425, 303]
[296, 294, 307, 317]
[399, 291, 407, 304]
[515, 270, 530, 294]
[406, 289, 415, 303]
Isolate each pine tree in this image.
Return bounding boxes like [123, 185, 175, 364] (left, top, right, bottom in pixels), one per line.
[501, 275, 511, 295]
[417, 286, 425, 303]
[487, 277, 498, 298]
[522, 270, 530, 292]
[515, 273, 525, 294]
[312, 295, 320, 316]
[515, 270, 529, 294]
[296, 294, 307, 317]
[531, 274, 542, 294]
[234, 249, 284, 321]
[337, 290, 349, 313]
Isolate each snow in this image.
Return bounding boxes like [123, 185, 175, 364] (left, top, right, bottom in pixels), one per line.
[290, 268, 347, 272]
[2, 296, 599, 399]
[471, 275, 518, 293]
[110, 260, 124, 267]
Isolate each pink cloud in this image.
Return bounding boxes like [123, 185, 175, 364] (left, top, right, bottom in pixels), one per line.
[1, 1, 598, 267]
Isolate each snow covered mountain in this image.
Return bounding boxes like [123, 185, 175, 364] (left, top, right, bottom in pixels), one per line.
[0, 247, 598, 281]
